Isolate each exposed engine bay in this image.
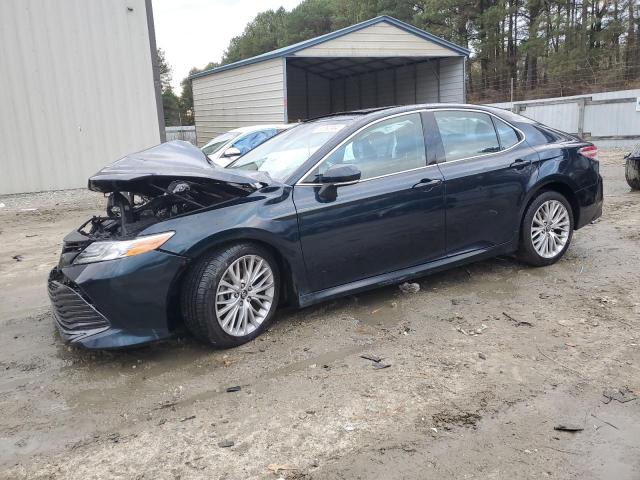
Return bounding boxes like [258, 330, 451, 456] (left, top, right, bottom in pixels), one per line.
[72, 141, 273, 241]
[80, 179, 253, 240]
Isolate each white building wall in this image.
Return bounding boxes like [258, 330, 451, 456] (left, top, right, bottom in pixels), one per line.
[192, 58, 286, 145]
[0, 0, 161, 194]
[293, 22, 457, 57]
[438, 57, 465, 103]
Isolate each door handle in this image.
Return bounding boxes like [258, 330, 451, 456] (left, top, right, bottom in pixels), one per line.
[412, 178, 443, 190]
[509, 158, 531, 169]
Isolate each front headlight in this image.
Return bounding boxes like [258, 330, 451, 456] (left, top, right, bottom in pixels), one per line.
[74, 231, 175, 265]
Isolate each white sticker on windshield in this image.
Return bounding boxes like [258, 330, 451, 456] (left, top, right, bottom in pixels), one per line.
[311, 124, 345, 134]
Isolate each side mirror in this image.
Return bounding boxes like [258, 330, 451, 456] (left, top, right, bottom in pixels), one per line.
[317, 164, 361, 202]
[319, 164, 361, 184]
[223, 147, 241, 158]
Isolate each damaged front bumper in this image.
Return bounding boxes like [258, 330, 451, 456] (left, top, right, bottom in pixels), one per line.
[48, 249, 189, 349]
[46, 141, 273, 349]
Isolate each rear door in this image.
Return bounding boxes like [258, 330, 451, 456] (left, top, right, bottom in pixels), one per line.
[293, 112, 446, 292]
[431, 109, 539, 255]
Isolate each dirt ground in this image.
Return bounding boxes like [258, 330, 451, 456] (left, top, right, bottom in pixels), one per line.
[0, 149, 638, 480]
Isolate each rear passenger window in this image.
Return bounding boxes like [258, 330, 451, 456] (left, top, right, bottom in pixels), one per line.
[493, 118, 520, 149]
[534, 125, 569, 143]
[434, 111, 500, 161]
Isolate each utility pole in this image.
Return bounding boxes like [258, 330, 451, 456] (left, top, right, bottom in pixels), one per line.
[510, 77, 515, 112]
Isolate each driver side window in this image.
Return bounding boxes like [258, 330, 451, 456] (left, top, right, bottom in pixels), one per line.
[305, 113, 426, 182]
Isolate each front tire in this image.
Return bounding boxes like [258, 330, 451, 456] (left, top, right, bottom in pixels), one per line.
[519, 191, 574, 267]
[181, 243, 280, 347]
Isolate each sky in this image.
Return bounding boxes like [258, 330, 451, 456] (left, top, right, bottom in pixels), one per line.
[152, 0, 303, 92]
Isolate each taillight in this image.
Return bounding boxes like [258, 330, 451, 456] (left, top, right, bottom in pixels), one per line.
[579, 145, 598, 159]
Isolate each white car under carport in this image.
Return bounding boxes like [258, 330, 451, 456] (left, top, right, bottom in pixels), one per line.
[201, 124, 293, 167]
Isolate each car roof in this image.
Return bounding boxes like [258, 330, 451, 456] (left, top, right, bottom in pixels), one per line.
[306, 103, 528, 125]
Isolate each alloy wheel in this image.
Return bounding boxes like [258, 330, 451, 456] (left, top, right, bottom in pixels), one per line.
[531, 200, 570, 258]
[215, 254, 275, 337]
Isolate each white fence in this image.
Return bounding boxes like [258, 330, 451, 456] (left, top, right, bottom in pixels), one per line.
[166, 126, 196, 145]
[490, 89, 640, 143]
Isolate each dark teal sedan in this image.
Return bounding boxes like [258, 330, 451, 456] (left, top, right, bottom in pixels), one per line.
[48, 104, 603, 348]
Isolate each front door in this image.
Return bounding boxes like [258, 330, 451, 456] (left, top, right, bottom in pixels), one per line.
[431, 109, 539, 255]
[292, 112, 446, 293]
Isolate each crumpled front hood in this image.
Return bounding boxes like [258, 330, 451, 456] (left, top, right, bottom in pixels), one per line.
[88, 140, 272, 193]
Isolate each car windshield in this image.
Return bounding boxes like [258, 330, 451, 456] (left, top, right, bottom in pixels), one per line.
[201, 132, 239, 155]
[228, 120, 352, 181]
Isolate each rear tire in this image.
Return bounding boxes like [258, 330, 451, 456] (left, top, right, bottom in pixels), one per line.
[625, 157, 640, 190]
[518, 191, 574, 267]
[181, 243, 280, 348]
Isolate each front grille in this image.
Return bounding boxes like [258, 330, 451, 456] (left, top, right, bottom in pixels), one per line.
[48, 280, 110, 337]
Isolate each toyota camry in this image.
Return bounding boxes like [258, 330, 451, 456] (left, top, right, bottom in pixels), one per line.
[48, 104, 603, 349]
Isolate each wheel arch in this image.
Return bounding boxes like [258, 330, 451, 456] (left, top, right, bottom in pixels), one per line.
[520, 178, 580, 233]
[174, 229, 303, 313]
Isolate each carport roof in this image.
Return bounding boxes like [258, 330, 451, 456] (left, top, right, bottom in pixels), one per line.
[287, 56, 439, 81]
[190, 15, 470, 80]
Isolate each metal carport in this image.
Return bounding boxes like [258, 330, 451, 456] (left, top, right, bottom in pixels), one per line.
[191, 16, 470, 145]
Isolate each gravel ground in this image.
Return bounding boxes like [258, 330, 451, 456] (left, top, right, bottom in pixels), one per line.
[0, 149, 638, 479]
